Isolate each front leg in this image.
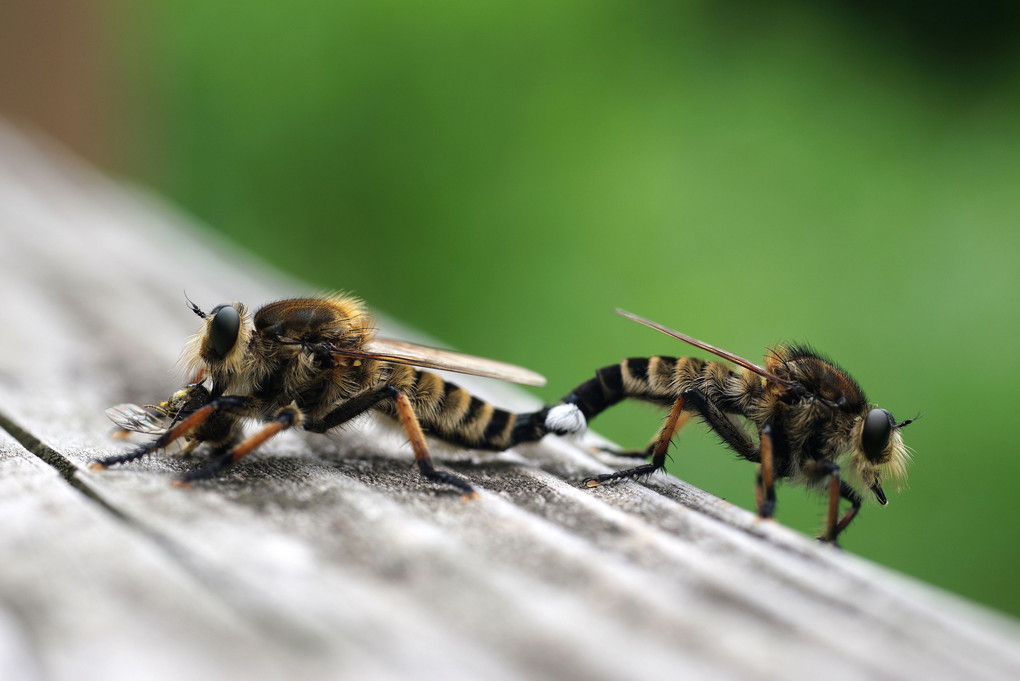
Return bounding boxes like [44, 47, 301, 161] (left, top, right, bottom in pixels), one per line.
[91, 394, 253, 471]
[827, 477, 863, 545]
[173, 383, 397, 485]
[801, 461, 863, 544]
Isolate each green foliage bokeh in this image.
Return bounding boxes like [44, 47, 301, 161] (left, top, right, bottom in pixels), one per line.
[111, 2, 1020, 618]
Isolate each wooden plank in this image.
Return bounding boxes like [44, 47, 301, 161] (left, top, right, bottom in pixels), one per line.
[1, 120, 1018, 681]
[0, 434, 371, 681]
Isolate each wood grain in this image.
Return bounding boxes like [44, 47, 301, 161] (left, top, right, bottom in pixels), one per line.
[0, 121, 1017, 681]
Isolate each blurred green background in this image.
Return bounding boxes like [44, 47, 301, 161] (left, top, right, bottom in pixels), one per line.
[15, 1, 1020, 617]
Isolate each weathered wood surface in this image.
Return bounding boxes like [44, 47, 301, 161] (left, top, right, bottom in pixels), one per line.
[1, 120, 1018, 681]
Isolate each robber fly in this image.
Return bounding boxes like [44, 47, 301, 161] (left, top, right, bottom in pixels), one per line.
[94, 293, 579, 497]
[540, 310, 918, 543]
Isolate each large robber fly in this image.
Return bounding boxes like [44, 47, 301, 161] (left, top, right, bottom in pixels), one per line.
[96, 293, 572, 497]
[543, 310, 917, 543]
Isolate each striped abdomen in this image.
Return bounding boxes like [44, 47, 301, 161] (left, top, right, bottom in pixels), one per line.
[375, 365, 549, 451]
[562, 356, 756, 421]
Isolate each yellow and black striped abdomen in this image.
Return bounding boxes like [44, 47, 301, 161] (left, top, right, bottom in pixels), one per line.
[375, 366, 542, 451]
[561, 356, 751, 421]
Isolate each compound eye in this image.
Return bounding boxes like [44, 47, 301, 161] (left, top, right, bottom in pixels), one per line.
[209, 305, 241, 357]
[861, 408, 892, 461]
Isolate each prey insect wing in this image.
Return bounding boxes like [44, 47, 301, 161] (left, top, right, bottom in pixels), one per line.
[105, 402, 194, 455]
[332, 337, 547, 387]
[106, 403, 172, 435]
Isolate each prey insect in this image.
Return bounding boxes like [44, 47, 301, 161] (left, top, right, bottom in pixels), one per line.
[543, 309, 918, 543]
[95, 293, 578, 498]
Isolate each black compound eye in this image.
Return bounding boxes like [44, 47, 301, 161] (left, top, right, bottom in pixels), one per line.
[209, 305, 241, 358]
[861, 408, 893, 461]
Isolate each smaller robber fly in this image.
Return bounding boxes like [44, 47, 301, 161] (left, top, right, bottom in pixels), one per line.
[96, 293, 579, 497]
[541, 309, 918, 543]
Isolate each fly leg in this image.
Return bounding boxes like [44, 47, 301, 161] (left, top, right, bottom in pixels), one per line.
[174, 404, 302, 487]
[826, 476, 863, 545]
[803, 461, 863, 544]
[755, 424, 777, 519]
[391, 390, 477, 500]
[582, 396, 689, 486]
[90, 393, 248, 471]
[303, 384, 478, 499]
[675, 388, 781, 521]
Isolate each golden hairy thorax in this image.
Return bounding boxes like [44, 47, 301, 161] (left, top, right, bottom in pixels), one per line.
[180, 294, 375, 394]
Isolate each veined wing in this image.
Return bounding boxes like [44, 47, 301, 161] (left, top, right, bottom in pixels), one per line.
[106, 403, 172, 434]
[332, 338, 546, 387]
[615, 309, 796, 388]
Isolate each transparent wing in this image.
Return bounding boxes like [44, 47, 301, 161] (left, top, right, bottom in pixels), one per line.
[105, 403, 173, 434]
[332, 338, 546, 387]
[615, 309, 796, 388]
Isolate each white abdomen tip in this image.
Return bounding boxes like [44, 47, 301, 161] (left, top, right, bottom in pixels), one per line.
[545, 403, 587, 434]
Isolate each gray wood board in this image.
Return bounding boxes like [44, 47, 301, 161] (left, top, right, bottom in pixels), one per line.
[1, 121, 1018, 681]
